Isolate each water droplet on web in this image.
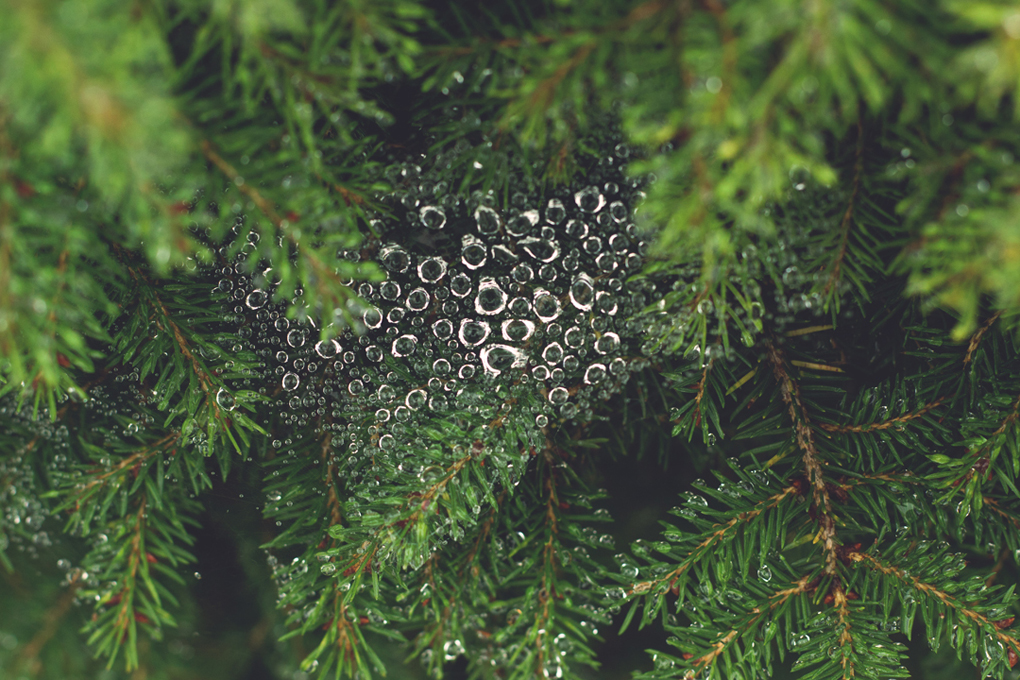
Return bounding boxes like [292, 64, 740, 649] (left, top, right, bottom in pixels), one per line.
[584, 364, 606, 384]
[501, 318, 535, 342]
[379, 281, 400, 301]
[458, 319, 490, 346]
[282, 373, 300, 391]
[246, 290, 267, 309]
[315, 339, 340, 358]
[276, 350, 289, 363]
[348, 379, 364, 395]
[546, 198, 566, 225]
[480, 344, 527, 376]
[366, 345, 384, 362]
[568, 274, 595, 310]
[419, 205, 447, 229]
[595, 333, 620, 354]
[380, 245, 411, 273]
[216, 388, 236, 410]
[377, 384, 396, 402]
[474, 279, 507, 315]
[287, 329, 307, 348]
[565, 219, 588, 239]
[506, 210, 539, 236]
[432, 319, 454, 340]
[475, 206, 500, 235]
[418, 257, 447, 283]
[274, 317, 290, 331]
[461, 236, 487, 269]
[574, 186, 605, 213]
[535, 414, 549, 427]
[534, 290, 561, 322]
[458, 364, 476, 379]
[405, 287, 429, 312]
[392, 334, 418, 357]
[406, 389, 427, 409]
[511, 263, 533, 283]
[542, 342, 564, 364]
[519, 237, 560, 263]
[548, 386, 569, 405]
[564, 326, 584, 349]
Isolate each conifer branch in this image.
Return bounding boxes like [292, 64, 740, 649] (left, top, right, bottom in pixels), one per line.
[820, 397, 947, 434]
[850, 550, 1020, 659]
[964, 311, 1002, 367]
[765, 341, 839, 574]
[823, 117, 865, 298]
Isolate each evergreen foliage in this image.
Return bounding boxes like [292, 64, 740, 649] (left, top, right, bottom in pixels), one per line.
[2, 1, 1020, 680]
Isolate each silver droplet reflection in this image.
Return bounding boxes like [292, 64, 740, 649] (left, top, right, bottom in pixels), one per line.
[282, 373, 300, 391]
[548, 386, 569, 405]
[584, 363, 607, 384]
[474, 206, 501, 235]
[533, 290, 561, 322]
[420, 205, 447, 229]
[418, 257, 447, 283]
[287, 329, 306, 348]
[315, 339, 340, 358]
[480, 344, 527, 376]
[474, 279, 507, 315]
[392, 334, 418, 357]
[458, 319, 490, 346]
[245, 290, 267, 309]
[574, 186, 605, 213]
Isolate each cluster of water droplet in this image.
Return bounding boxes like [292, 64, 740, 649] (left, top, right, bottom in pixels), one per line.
[222, 138, 664, 459]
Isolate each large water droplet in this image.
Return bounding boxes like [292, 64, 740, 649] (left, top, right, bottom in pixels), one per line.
[282, 373, 300, 391]
[432, 358, 451, 376]
[595, 332, 620, 354]
[459, 319, 490, 346]
[519, 237, 560, 263]
[432, 319, 454, 340]
[565, 219, 588, 239]
[542, 342, 564, 364]
[406, 288, 429, 312]
[461, 236, 487, 270]
[564, 326, 584, 349]
[475, 206, 500, 235]
[546, 198, 566, 225]
[246, 290, 267, 309]
[392, 334, 418, 357]
[534, 290, 562, 322]
[287, 329, 307, 348]
[377, 384, 396, 402]
[348, 379, 364, 395]
[418, 257, 447, 283]
[420, 205, 447, 229]
[379, 281, 401, 301]
[381, 245, 411, 273]
[315, 339, 340, 358]
[475, 279, 507, 315]
[480, 344, 527, 376]
[502, 318, 535, 342]
[216, 388, 236, 410]
[274, 317, 290, 331]
[511, 263, 533, 283]
[366, 345, 384, 362]
[584, 363, 607, 384]
[549, 386, 569, 405]
[406, 389, 427, 409]
[569, 273, 594, 311]
[450, 273, 472, 297]
[574, 186, 605, 213]
[506, 210, 539, 236]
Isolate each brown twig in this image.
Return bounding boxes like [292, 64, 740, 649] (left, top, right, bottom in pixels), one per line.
[824, 117, 866, 297]
[820, 397, 947, 434]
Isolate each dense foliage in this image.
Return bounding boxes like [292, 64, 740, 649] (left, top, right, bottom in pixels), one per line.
[2, 1, 1020, 679]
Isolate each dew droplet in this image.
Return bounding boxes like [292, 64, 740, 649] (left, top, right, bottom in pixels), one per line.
[282, 372, 300, 391]
[406, 389, 427, 409]
[432, 319, 454, 340]
[405, 287, 430, 312]
[216, 388, 236, 410]
[392, 334, 418, 357]
[419, 205, 447, 229]
[380, 245, 411, 273]
[474, 279, 507, 315]
[519, 237, 561, 263]
[458, 319, 490, 346]
[501, 318, 535, 342]
[480, 344, 527, 376]
[546, 198, 566, 225]
[574, 186, 605, 213]
[418, 257, 447, 283]
[315, 339, 340, 358]
[287, 329, 307, 348]
[246, 290, 267, 309]
[542, 342, 564, 364]
[564, 326, 585, 349]
[461, 236, 488, 269]
[595, 332, 620, 354]
[366, 345, 384, 362]
[474, 206, 501, 235]
[569, 274, 595, 310]
[534, 290, 562, 322]
[584, 363, 607, 384]
[432, 358, 451, 376]
[548, 386, 569, 405]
